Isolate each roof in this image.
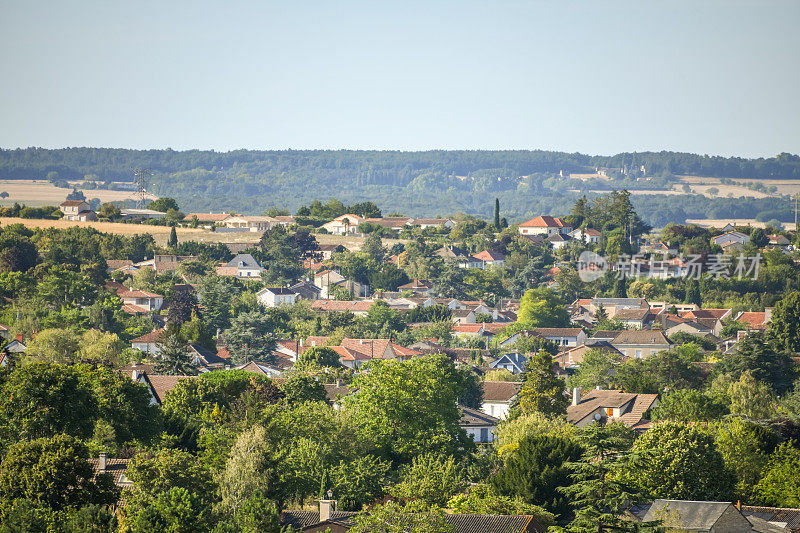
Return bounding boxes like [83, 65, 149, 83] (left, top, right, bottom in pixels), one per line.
[482, 381, 522, 402]
[280, 511, 540, 533]
[590, 330, 623, 340]
[398, 279, 432, 290]
[106, 259, 134, 270]
[519, 215, 568, 228]
[60, 200, 87, 206]
[411, 218, 452, 225]
[323, 383, 351, 402]
[742, 506, 800, 533]
[311, 300, 374, 312]
[453, 323, 486, 334]
[682, 308, 730, 320]
[611, 330, 671, 346]
[130, 329, 165, 344]
[567, 389, 658, 427]
[642, 500, 734, 530]
[533, 327, 583, 337]
[0, 323, 9, 332]
[280, 510, 358, 529]
[473, 250, 506, 261]
[612, 308, 652, 321]
[547, 234, 568, 242]
[87, 457, 131, 485]
[460, 405, 500, 427]
[258, 287, 297, 295]
[119, 289, 163, 299]
[489, 352, 528, 371]
[183, 212, 232, 222]
[225, 254, 262, 269]
[144, 374, 195, 404]
[121, 304, 150, 314]
[737, 311, 768, 329]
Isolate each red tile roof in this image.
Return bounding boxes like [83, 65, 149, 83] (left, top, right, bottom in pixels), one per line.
[311, 300, 374, 312]
[145, 374, 195, 404]
[118, 289, 163, 298]
[131, 329, 164, 344]
[472, 250, 505, 261]
[737, 311, 768, 329]
[519, 216, 568, 228]
[121, 304, 150, 314]
[183, 213, 232, 222]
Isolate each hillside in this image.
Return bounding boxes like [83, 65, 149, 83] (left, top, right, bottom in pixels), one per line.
[1, 148, 799, 226]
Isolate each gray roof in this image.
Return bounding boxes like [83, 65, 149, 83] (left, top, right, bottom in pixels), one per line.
[226, 253, 261, 269]
[591, 297, 649, 308]
[489, 352, 527, 372]
[459, 406, 500, 427]
[642, 500, 733, 530]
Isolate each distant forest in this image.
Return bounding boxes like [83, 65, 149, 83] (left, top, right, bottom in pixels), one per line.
[1, 148, 799, 226]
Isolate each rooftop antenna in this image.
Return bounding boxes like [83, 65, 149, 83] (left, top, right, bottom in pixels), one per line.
[133, 168, 152, 208]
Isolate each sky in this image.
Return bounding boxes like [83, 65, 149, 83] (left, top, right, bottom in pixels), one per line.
[1, 0, 799, 157]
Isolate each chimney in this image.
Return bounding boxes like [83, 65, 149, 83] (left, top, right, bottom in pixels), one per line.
[336, 379, 342, 387]
[131, 370, 140, 381]
[98, 452, 107, 472]
[318, 499, 337, 522]
[572, 387, 582, 406]
[16, 334, 23, 343]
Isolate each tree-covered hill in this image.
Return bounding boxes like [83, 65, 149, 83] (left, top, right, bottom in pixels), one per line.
[1, 148, 798, 225]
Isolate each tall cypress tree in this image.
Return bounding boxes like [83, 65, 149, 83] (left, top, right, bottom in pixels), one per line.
[168, 226, 178, 248]
[612, 276, 627, 298]
[494, 198, 501, 230]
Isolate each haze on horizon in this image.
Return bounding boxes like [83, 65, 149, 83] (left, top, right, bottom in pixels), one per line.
[1, 0, 798, 159]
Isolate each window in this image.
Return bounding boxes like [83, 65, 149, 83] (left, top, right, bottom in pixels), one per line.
[606, 407, 613, 417]
[480, 428, 489, 443]
[635, 350, 643, 359]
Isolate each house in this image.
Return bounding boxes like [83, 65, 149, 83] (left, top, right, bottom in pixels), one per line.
[290, 280, 322, 301]
[611, 308, 653, 329]
[310, 300, 374, 316]
[741, 506, 800, 533]
[119, 208, 166, 220]
[59, 200, 96, 221]
[273, 215, 296, 227]
[666, 320, 715, 338]
[307, 338, 419, 369]
[768, 234, 791, 246]
[453, 323, 493, 339]
[233, 361, 283, 378]
[712, 231, 750, 247]
[130, 329, 164, 355]
[567, 388, 659, 429]
[216, 254, 264, 279]
[611, 330, 672, 359]
[363, 217, 413, 231]
[223, 215, 277, 232]
[397, 279, 434, 295]
[88, 453, 132, 488]
[532, 327, 586, 348]
[257, 287, 299, 307]
[547, 233, 570, 250]
[640, 500, 754, 533]
[568, 227, 602, 244]
[187, 343, 227, 371]
[314, 270, 369, 299]
[408, 218, 455, 230]
[472, 250, 506, 268]
[489, 352, 528, 374]
[117, 288, 164, 313]
[436, 245, 483, 269]
[4, 336, 27, 354]
[320, 214, 365, 235]
[139, 374, 195, 405]
[460, 406, 499, 443]
[518, 215, 572, 236]
[554, 341, 624, 369]
[451, 309, 477, 325]
[317, 244, 345, 260]
[0, 323, 10, 341]
[481, 381, 522, 419]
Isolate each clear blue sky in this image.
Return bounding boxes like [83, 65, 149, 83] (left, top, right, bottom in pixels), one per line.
[1, 0, 798, 157]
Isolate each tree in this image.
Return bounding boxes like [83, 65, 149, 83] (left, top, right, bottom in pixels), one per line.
[447, 485, 554, 527]
[768, 290, 800, 353]
[295, 346, 341, 371]
[615, 349, 703, 394]
[728, 371, 778, 419]
[223, 310, 277, 365]
[515, 350, 568, 419]
[715, 417, 778, 502]
[494, 197, 501, 230]
[121, 449, 218, 532]
[278, 373, 328, 405]
[515, 288, 570, 329]
[750, 227, 769, 248]
[491, 434, 583, 517]
[26, 328, 80, 364]
[684, 277, 701, 306]
[620, 421, 735, 501]
[98, 202, 121, 220]
[393, 454, 466, 507]
[180, 312, 215, 351]
[651, 389, 729, 422]
[148, 197, 180, 212]
[329, 456, 391, 511]
[0, 434, 117, 517]
[167, 287, 199, 325]
[362, 233, 386, 263]
[714, 333, 795, 395]
[77, 329, 126, 366]
[571, 349, 622, 390]
[561, 423, 643, 533]
[754, 441, 800, 507]
[0, 233, 38, 272]
[612, 276, 627, 298]
[342, 355, 472, 463]
[349, 501, 454, 533]
[154, 325, 197, 375]
[168, 225, 178, 247]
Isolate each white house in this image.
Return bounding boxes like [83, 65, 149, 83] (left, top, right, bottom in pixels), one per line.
[223, 215, 277, 232]
[257, 287, 299, 307]
[567, 388, 659, 429]
[547, 233, 570, 250]
[611, 330, 672, 359]
[472, 250, 506, 268]
[517, 216, 572, 236]
[409, 218, 454, 230]
[320, 214, 365, 235]
[60, 200, 97, 221]
[118, 289, 164, 313]
[460, 406, 499, 444]
[130, 329, 164, 355]
[481, 381, 521, 419]
[532, 327, 587, 347]
[568, 227, 602, 244]
[488, 352, 528, 374]
[217, 254, 264, 278]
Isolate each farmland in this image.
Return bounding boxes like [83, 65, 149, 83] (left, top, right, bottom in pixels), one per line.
[0, 179, 156, 207]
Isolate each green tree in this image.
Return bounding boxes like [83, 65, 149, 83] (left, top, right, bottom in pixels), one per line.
[612, 276, 627, 298]
[295, 346, 342, 371]
[180, 312, 215, 351]
[715, 417, 777, 502]
[728, 371, 778, 419]
[0, 434, 117, 519]
[571, 349, 622, 390]
[684, 278, 701, 306]
[620, 421, 735, 501]
[168, 225, 178, 247]
[362, 233, 386, 263]
[121, 449, 218, 533]
[26, 327, 80, 364]
[342, 354, 472, 463]
[223, 310, 277, 365]
[768, 290, 800, 353]
[515, 287, 570, 329]
[494, 197, 501, 230]
[155, 324, 197, 375]
[77, 329, 126, 366]
[515, 350, 568, 419]
[651, 389, 729, 422]
[447, 485, 554, 527]
[329, 456, 391, 511]
[148, 197, 180, 212]
[491, 434, 583, 517]
[750, 227, 769, 248]
[278, 373, 328, 405]
[393, 454, 465, 507]
[754, 441, 800, 507]
[714, 333, 795, 395]
[349, 501, 454, 533]
[167, 288, 199, 325]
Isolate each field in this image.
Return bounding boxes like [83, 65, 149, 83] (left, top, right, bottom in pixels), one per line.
[684, 218, 795, 230]
[0, 179, 156, 207]
[0, 217, 403, 250]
